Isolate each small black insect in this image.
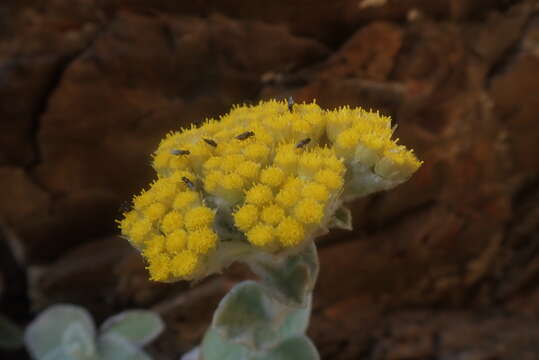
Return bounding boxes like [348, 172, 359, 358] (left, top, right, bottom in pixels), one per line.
[171, 149, 190, 155]
[203, 138, 218, 147]
[287, 96, 294, 112]
[235, 131, 255, 140]
[182, 176, 196, 190]
[296, 138, 311, 149]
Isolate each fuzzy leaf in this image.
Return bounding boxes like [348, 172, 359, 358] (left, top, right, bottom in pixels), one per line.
[328, 206, 353, 231]
[252, 336, 319, 360]
[212, 281, 311, 350]
[201, 329, 248, 360]
[0, 314, 23, 349]
[276, 295, 311, 340]
[212, 281, 274, 349]
[24, 304, 97, 360]
[180, 347, 200, 360]
[98, 333, 152, 360]
[248, 242, 318, 306]
[99, 310, 164, 347]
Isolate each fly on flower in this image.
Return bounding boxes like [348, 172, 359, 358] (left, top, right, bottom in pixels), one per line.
[171, 149, 190, 155]
[235, 131, 255, 140]
[118, 99, 421, 282]
[295, 138, 311, 149]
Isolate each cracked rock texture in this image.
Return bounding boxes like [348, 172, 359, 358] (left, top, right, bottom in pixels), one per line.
[1, 1, 539, 359]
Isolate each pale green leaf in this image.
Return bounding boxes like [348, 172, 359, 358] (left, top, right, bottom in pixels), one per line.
[328, 206, 353, 231]
[253, 336, 319, 360]
[99, 310, 164, 347]
[200, 329, 248, 360]
[24, 304, 97, 360]
[98, 333, 152, 360]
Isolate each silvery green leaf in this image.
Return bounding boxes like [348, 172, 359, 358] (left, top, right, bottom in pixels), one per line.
[211, 281, 311, 350]
[252, 336, 319, 360]
[180, 347, 200, 360]
[99, 310, 164, 347]
[25, 304, 97, 360]
[0, 314, 23, 349]
[328, 206, 353, 231]
[62, 323, 99, 360]
[276, 295, 311, 340]
[200, 329, 248, 360]
[212, 281, 275, 350]
[247, 242, 318, 306]
[98, 333, 152, 360]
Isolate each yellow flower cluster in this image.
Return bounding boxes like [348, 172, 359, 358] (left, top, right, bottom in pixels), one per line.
[327, 106, 420, 180]
[118, 171, 217, 281]
[118, 99, 421, 282]
[232, 145, 345, 251]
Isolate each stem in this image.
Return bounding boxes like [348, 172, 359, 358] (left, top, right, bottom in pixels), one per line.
[197, 242, 320, 359]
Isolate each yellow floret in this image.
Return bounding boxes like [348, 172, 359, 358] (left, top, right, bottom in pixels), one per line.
[189, 142, 212, 158]
[261, 204, 285, 225]
[173, 191, 199, 210]
[204, 170, 223, 193]
[275, 178, 303, 208]
[220, 154, 245, 172]
[260, 166, 285, 187]
[161, 211, 183, 234]
[294, 199, 324, 224]
[291, 118, 311, 136]
[158, 131, 181, 150]
[250, 125, 274, 144]
[222, 173, 244, 191]
[359, 132, 389, 154]
[236, 161, 261, 180]
[243, 143, 270, 162]
[298, 152, 323, 176]
[143, 234, 166, 258]
[203, 156, 221, 171]
[184, 206, 215, 230]
[128, 218, 153, 245]
[187, 227, 218, 254]
[324, 156, 345, 174]
[268, 114, 290, 135]
[166, 229, 187, 253]
[152, 151, 172, 171]
[147, 253, 171, 282]
[336, 129, 359, 153]
[375, 146, 422, 180]
[168, 153, 190, 171]
[118, 211, 138, 232]
[233, 204, 259, 231]
[302, 182, 329, 202]
[246, 224, 275, 248]
[153, 179, 177, 203]
[276, 217, 305, 247]
[274, 145, 298, 172]
[143, 202, 167, 222]
[245, 184, 273, 205]
[314, 170, 344, 191]
[171, 251, 200, 278]
[133, 190, 154, 210]
[302, 110, 325, 134]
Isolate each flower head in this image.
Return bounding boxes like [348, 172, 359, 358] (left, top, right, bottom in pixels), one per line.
[118, 99, 421, 282]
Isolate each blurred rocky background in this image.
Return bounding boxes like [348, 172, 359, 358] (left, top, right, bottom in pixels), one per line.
[1, 0, 539, 359]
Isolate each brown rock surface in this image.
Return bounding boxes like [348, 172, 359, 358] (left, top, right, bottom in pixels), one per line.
[1, 0, 539, 359]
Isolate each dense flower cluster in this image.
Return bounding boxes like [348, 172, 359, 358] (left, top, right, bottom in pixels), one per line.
[118, 100, 421, 282]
